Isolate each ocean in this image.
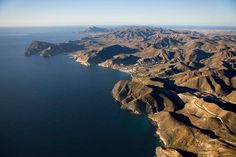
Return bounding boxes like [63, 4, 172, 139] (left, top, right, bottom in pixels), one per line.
[0, 27, 158, 157]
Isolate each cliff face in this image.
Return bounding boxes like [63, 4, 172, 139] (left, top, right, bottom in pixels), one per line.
[26, 26, 236, 157]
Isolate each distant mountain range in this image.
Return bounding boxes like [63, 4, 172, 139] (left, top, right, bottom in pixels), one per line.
[81, 26, 111, 34]
[26, 26, 236, 157]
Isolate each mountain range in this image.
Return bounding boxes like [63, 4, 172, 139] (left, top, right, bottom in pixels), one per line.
[26, 26, 236, 157]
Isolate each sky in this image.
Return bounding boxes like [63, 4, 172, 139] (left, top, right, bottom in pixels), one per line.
[0, 0, 236, 27]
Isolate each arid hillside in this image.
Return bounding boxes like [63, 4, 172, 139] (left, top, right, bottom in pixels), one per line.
[26, 27, 236, 157]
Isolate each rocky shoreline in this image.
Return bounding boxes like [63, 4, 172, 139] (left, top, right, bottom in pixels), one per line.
[25, 26, 236, 157]
[111, 77, 236, 156]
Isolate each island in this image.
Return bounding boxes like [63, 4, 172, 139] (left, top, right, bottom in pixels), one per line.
[25, 26, 236, 157]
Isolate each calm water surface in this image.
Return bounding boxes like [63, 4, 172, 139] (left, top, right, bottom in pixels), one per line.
[0, 27, 158, 157]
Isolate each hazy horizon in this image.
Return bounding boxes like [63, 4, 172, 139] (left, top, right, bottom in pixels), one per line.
[0, 0, 236, 27]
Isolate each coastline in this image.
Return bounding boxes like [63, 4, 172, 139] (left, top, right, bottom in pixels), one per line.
[26, 26, 236, 157]
[69, 53, 162, 154]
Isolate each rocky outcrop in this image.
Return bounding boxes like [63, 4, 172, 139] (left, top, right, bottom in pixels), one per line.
[112, 80, 158, 114]
[25, 40, 84, 57]
[112, 78, 186, 114]
[25, 41, 54, 56]
[155, 147, 183, 157]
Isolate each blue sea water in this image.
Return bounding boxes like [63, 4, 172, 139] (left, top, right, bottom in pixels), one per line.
[0, 27, 158, 157]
